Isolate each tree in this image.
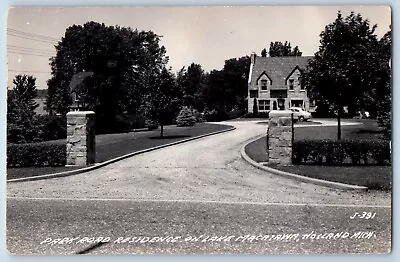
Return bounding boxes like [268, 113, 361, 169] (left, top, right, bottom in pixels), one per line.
[261, 48, 267, 57]
[198, 56, 250, 121]
[304, 11, 381, 140]
[268, 41, 302, 57]
[376, 27, 391, 139]
[7, 75, 39, 143]
[176, 106, 196, 127]
[253, 98, 258, 116]
[201, 69, 226, 120]
[11, 75, 39, 111]
[142, 67, 182, 137]
[222, 56, 251, 112]
[46, 21, 168, 133]
[177, 63, 205, 111]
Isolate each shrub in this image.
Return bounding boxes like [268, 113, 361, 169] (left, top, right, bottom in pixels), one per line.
[242, 111, 269, 118]
[324, 141, 346, 165]
[145, 119, 159, 130]
[192, 109, 204, 123]
[370, 140, 391, 165]
[253, 98, 258, 115]
[7, 140, 66, 167]
[343, 140, 371, 165]
[101, 113, 148, 133]
[292, 139, 391, 166]
[226, 109, 243, 120]
[203, 108, 228, 122]
[176, 106, 196, 127]
[36, 115, 67, 141]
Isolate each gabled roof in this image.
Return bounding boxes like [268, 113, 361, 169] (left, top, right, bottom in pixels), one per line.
[251, 56, 312, 89]
[285, 65, 303, 82]
[256, 71, 273, 83]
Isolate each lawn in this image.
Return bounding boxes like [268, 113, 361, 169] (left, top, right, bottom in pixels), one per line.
[295, 119, 384, 141]
[7, 123, 233, 180]
[266, 163, 391, 190]
[244, 120, 391, 190]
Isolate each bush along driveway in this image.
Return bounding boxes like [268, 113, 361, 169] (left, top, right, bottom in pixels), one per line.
[244, 120, 391, 191]
[7, 123, 233, 180]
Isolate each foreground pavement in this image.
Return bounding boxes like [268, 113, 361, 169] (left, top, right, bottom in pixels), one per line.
[7, 198, 390, 255]
[6, 120, 391, 254]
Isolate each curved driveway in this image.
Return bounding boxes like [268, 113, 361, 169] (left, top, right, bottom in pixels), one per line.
[7, 119, 390, 206]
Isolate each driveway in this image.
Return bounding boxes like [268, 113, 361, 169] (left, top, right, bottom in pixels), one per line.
[7, 119, 390, 205]
[6, 119, 391, 254]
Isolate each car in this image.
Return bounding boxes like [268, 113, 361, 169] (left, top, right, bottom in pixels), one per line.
[354, 111, 370, 119]
[288, 107, 312, 121]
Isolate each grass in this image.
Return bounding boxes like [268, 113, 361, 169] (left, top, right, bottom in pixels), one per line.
[7, 123, 232, 180]
[266, 163, 391, 190]
[244, 120, 391, 190]
[295, 119, 384, 141]
[245, 136, 268, 163]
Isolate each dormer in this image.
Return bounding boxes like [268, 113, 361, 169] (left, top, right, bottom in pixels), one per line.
[285, 66, 304, 91]
[256, 71, 272, 91]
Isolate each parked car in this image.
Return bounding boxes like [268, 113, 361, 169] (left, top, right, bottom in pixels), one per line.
[288, 107, 312, 121]
[354, 111, 370, 119]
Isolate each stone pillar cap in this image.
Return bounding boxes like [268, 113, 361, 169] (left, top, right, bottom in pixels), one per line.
[67, 111, 95, 115]
[269, 110, 293, 119]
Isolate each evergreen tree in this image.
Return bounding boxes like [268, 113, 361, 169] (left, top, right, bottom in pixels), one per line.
[176, 106, 196, 127]
[7, 75, 39, 143]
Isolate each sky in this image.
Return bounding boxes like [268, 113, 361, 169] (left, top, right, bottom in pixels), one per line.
[6, 6, 391, 89]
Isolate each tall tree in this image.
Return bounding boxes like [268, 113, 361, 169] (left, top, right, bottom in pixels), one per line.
[222, 56, 251, 112]
[11, 75, 39, 111]
[268, 41, 302, 57]
[304, 11, 381, 139]
[7, 75, 39, 143]
[261, 48, 267, 57]
[46, 22, 168, 133]
[199, 56, 250, 120]
[142, 67, 182, 137]
[177, 63, 205, 111]
[375, 27, 392, 139]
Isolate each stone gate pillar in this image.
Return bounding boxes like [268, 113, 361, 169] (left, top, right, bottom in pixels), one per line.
[66, 111, 95, 166]
[267, 112, 293, 165]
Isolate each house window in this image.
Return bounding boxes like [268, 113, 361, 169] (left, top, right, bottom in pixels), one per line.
[249, 90, 258, 98]
[261, 80, 268, 91]
[299, 76, 305, 90]
[259, 100, 270, 111]
[289, 79, 294, 90]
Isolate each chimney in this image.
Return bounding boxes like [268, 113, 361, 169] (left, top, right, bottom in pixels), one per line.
[250, 52, 256, 64]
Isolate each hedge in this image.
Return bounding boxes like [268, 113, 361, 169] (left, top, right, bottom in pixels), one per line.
[242, 111, 269, 118]
[292, 139, 391, 166]
[36, 115, 67, 141]
[7, 140, 66, 167]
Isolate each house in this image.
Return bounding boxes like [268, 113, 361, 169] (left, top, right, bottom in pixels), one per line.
[247, 53, 314, 113]
[34, 89, 48, 115]
[68, 71, 94, 111]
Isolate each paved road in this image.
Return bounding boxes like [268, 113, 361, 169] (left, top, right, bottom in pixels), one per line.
[7, 198, 390, 255]
[6, 120, 391, 254]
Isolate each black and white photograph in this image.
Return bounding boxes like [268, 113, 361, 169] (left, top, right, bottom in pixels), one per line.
[5, 5, 392, 255]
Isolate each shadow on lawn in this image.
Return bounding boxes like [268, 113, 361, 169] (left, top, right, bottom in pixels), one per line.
[148, 135, 191, 139]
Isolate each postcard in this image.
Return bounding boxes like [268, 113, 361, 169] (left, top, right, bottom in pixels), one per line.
[6, 6, 392, 255]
